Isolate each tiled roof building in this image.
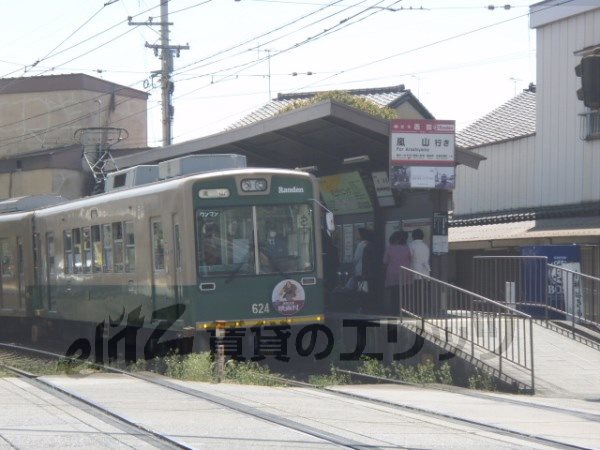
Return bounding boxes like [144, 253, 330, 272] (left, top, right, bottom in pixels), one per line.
[228, 84, 433, 129]
[456, 86, 536, 149]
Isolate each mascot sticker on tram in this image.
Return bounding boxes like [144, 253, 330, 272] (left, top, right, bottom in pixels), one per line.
[272, 279, 305, 316]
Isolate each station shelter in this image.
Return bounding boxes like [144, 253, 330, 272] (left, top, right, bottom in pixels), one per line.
[112, 89, 483, 294]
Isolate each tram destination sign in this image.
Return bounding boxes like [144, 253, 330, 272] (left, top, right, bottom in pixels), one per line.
[389, 119, 456, 190]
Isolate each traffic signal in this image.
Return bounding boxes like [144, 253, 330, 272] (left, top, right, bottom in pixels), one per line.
[575, 55, 600, 109]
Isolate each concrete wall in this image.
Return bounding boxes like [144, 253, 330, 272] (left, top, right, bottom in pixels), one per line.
[0, 169, 87, 200]
[0, 90, 147, 158]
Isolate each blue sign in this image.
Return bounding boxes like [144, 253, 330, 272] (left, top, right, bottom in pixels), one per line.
[521, 245, 581, 319]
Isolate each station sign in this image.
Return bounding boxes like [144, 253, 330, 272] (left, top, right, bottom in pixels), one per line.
[389, 119, 456, 190]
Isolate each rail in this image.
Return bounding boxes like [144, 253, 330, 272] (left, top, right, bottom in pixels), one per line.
[398, 266, 535, 392]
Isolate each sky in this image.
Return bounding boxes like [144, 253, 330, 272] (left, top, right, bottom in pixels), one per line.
[1, 0, 544, 148]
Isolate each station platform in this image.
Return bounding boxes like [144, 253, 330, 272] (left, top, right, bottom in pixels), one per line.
[1, 372, 596, 449]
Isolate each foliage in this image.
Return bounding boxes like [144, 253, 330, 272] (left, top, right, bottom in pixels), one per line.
[223, 360, 282, 386]
[436, 362, 453, 385]
[162, 352, 281, 385]
[163, 352, 214, 382]
[278, 90, 398, 120]
[308, 365, 350, 387]
[467, 369, 496, 391]
[356, 358, 453, 386]
[357, 357, 391, 378]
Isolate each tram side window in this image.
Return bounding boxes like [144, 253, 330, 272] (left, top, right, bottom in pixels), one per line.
[82, 227, 92, 274]
[102, 224, 113, 272]
[91, 225, 102, 273]
[46, 233, 55, 275]
[124, 221, 135, 272]
[72, 228, 82, 274]
[152, 220, 165, 271]
[113, 222, 124, 273]
[0, 238, 13, 278]
[63, 230, 73, 274]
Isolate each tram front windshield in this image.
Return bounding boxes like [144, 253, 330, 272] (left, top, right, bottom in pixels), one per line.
[196, 204, 314, 277]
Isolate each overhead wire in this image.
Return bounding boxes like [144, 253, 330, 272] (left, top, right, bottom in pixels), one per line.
[0, 0, 567, 149]
[292, 0, 573, 93]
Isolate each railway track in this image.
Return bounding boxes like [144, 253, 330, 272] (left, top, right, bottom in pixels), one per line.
[0, 342, 590, 449]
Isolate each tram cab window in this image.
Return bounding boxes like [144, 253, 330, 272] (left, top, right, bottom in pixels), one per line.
[195, 205, 313, 277]
[256, 205, 314, 275]
[196, 208, 254, 276]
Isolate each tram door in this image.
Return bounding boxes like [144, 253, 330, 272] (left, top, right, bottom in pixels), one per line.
[33, 233, 41, 312]
[44, 233, 56, 311]
[150, 218, 167, 311]
[16, 237, 24, 311]
[173, 217, 183, 304]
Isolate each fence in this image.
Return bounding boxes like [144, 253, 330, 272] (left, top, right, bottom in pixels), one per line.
[472, 256, 600, 329]
[398, 266, 535, 391]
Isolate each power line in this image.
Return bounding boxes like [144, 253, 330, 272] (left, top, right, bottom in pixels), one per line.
[293, 0, 573, 93]
[172, 0, 349, 76]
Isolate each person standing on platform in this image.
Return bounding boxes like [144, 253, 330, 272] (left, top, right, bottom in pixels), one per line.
[409, 228, 431, 316]
[383, 231, 411, 315]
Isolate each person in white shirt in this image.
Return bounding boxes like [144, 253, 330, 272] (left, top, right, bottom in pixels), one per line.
[408, 228, 431, 316]
[408, 228, 430, 278]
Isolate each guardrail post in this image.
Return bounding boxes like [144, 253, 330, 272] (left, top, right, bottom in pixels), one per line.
[215, 321, 226, 383]
[529, 318, 535, 393]
[498, 311, 503, 377]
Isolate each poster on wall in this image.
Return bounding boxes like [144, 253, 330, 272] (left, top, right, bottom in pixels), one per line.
[432, 212, 449, 254]
[371, 171, 395, 207]
[319, 172, 373, 215]
[390, 119, 455, 190]
[521, 245, 583, 319]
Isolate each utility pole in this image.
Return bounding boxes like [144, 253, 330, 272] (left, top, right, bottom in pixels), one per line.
[129, 1, 189, 146]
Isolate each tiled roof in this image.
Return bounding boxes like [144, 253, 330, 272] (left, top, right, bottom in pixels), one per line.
[228, 84, 412, 129]
[456, 89, 536, 149]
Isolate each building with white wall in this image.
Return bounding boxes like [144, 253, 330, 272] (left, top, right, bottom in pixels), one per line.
[450, 0, 600, 282]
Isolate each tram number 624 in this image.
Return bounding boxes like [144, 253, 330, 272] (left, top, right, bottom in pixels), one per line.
[252, 303, 270, 314]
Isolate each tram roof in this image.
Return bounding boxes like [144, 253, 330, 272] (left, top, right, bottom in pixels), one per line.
[33, 167, 312, 217]
[111, 100, 484, 174]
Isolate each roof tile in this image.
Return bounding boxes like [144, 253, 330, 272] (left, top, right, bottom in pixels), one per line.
[456, 90, 536, 149]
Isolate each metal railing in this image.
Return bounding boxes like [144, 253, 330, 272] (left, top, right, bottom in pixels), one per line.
[472, 256, 600, 332]
[547, 264, 600, 330]
[398, 267, 535, 391]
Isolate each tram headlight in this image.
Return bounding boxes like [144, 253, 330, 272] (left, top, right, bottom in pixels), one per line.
[240, 178, 267, 192]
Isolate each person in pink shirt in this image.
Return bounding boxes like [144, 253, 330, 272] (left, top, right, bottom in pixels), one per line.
[382, 231, 411, 314]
